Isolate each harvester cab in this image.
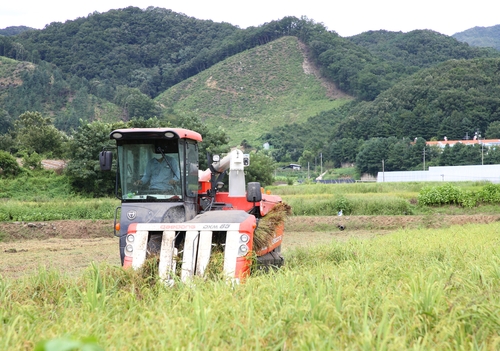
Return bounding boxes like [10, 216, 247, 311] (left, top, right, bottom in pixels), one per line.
[100, 127, 288, 283]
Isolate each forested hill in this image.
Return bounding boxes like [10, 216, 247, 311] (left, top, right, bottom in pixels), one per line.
[5, 7, 241, 96]
[1, 7, 500, 172]
[155, 36, 348, 146]
[348, 30, 498, 71]
[335, 58, 500, 141]
[453, 25, 500, 51]
[262, 57, 500, 165]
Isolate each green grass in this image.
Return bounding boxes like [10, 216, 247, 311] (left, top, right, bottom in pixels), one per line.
[0, 171, 75, 201]
[2, 223, 500, 349]
[3, 174, 500, 221]
[0, 171, 118, 221]
[280, 193, 416, 216]
[0, 198, 118, 221]
[269, 182, 442, 196]
[265, 181, 500, 216]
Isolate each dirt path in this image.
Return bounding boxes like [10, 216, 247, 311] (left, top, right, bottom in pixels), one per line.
[1, 215, 499, 279]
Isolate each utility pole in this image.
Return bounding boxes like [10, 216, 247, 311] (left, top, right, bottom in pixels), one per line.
[476, 129, 484, 165]
[481, 140, 484, 165]
[423, 147, 426, 171]
[382, 159, 385, 182]
[320, 153, 323, 175]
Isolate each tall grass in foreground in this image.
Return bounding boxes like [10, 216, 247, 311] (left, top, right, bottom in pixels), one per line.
[2, 223, 500, 350]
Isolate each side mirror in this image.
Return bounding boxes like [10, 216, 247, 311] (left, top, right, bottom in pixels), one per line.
[99, 151, 113, 171]
[246, 182, 262, 203]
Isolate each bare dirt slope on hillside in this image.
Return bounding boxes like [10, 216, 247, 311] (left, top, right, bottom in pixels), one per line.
[298, 40, 351, 100]
[1, 215, 499, 278]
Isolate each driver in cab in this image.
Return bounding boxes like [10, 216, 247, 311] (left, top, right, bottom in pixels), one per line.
[135, 149, 180, 192]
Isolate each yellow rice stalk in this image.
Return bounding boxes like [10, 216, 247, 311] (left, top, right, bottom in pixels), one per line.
[205, 245, 225, 279]
[253, 202, 292, 251]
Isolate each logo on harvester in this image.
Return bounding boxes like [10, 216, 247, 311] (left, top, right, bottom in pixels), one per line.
[127, 210, 137, 220]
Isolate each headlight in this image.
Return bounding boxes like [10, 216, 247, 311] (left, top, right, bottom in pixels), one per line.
[125, 244, 134, 253]
[126, 234, 135, 243]
[239, 244, 249, 255]
[111, 132, 123, 139]
[240, 234, 249, 243]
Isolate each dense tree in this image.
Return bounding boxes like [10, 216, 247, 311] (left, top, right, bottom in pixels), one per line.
[439, 144, 454, 166]
[13, 111, 67, 157]
[11, 11, 493, 106]
[385, 138, 413, 171]
[4, 61, 73, 121]
[244, 152, 275, 186]
[0, 150, 22, 177]
[65, 120, 122, 196]
[0, 109, 13, 134]
[484, 146, 500, 164]
[298, 150, 315, 170]
[356, 138, 390, 175]
[124, 91, 159, 120]
[327, 138, 362, 168]
[485, 121, 500, 139]
[0, 133, 15, 153]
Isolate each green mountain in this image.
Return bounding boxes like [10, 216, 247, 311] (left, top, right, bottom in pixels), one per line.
[6, 7, 240, 95]
[262, 56, 500, 162]
[335, 58, 500, 140]
[1, 7, 500, 169]
[156, 36, 351, 146]
[348, 29, 498, 70]
[453, 25, 500, 51]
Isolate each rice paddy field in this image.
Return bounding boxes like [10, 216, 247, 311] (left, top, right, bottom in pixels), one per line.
[1, 181, 500, 350]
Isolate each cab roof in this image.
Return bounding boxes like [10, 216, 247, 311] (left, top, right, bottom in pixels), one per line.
[109, 128, 202, 142]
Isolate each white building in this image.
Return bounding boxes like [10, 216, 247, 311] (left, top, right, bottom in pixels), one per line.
[378, 164, 500, 183]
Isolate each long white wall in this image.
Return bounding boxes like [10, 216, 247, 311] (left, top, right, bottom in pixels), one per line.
[377, 165, 500, 183]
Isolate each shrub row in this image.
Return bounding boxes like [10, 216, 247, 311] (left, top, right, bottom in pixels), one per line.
[417, 183, 500, 208]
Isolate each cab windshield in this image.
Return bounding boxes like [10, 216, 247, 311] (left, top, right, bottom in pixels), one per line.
[117, 142, 183, 200]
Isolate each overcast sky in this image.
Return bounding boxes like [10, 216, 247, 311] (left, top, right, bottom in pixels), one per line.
[1, 0, 498, 37]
